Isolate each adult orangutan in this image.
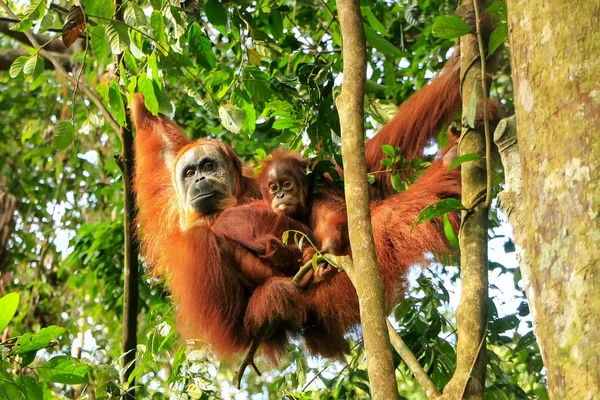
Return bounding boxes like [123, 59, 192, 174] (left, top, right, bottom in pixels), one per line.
[132, 50, 465, 360]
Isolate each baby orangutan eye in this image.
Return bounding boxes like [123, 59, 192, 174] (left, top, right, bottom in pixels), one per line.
[283, 181, 292, 188]
[269, 184, 278, 192]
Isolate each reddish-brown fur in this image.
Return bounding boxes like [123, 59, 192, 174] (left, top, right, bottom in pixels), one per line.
[132, 49, 467, 361]
[362, 49, 461, 199]
[132, 94, 315, 360]
[256, 144, 461, 357]
[258, 151, 350, 262]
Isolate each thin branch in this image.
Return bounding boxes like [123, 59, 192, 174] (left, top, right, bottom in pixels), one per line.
[0, 21, 70, 52]
[386, 320, 441, 399]
[0, 48, 71, 71]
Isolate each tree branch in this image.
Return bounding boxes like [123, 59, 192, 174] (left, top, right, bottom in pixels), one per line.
[0, 48, 71, 71]
[334, 0, 400, 398]
[0, 1, 120, 135]
[386, 320, 441, 399]
[0, 21, 70, 53]
[441, 1, 491, 398]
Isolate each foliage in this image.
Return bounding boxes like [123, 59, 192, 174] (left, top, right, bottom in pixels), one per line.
[0, 0, 542, 398]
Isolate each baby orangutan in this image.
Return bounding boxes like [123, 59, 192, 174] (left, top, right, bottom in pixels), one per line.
[258, 152, 349, 283]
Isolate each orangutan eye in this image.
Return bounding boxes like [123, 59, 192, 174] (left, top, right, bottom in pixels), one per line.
[184, 168, 194, 178]
[283, 181, 292, 188]
[269, 184, 278, 192]
[203, 161, 214, 172]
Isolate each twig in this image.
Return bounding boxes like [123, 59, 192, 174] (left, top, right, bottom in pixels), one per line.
[0, 1, 121, 135]
[472, 0, 492, 209]
[235, 254, 341, 388]
[235, 323, 269, 389]
[386, 319, 441, 399]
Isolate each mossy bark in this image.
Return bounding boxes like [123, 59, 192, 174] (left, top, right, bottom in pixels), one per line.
[506, 1, 600, 397]
[335, 0, 400, 398]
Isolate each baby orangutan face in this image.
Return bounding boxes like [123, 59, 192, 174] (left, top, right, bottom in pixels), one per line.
[264, 160, 309, 220]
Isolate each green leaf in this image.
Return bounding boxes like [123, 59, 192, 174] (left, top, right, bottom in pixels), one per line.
[23, 55, 42, 79]
[254, 148, 267, 162]
[10, 0, 45, 32]
[0, 292, 19, 333]
[486, 1, 508, 22]
[90, 25, 109, 63]
[390, 173, 402, 193]
[364, 27, 403, 57]
[38, 356, 89, 385]
[188, 23, 216, 70]
[367, 174, 375, 184]
[311, 253, 318, 271]
[443, 213, 459, 248]
[205, 0, 227, 28]
[105, 21, 130, 54]
[432, 15, 471, 39]
[242, 103, 256, 135]
[124, 3, 147, 26]
[108, 82, 126, 127]
[218, 104, 244, 134]
[361, 7, 388, 36]
[138, 75, 159, 116]
[382, 144, 395, 157]
[53, 121, 74, 149]
[13, 325, 66, 354]
[9, 56, 28, 78]
[488, 23, 508, 56]
[34, 12, 54, 35]
[272, 118, 298, 130]
[412, 198, 466, 229]
[269, 9, 284, 39]
[282, 231, 289, 244]
[153, 81, 174, 116]
[447, 152, 481, 171]
[16, 376, 43, 400]
[0, 369, 20, 400]
[466, 86, 477, 128]
[150, 11, 168, 53]
[20, 351, 36, 367]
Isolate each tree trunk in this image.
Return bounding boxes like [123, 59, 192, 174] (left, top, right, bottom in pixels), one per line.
[441, 2, 491, 399]
[506, 1, 600, 397]
[335, 0, 400, 398]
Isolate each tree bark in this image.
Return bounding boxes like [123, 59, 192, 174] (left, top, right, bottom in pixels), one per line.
[441, 2, 490, 398]
[334, 0, 400, 398]
[506, 1, 600, 397]
[114, 1, 139, 398]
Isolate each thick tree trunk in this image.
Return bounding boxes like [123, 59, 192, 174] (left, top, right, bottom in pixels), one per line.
[506, 1, 600, 398]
